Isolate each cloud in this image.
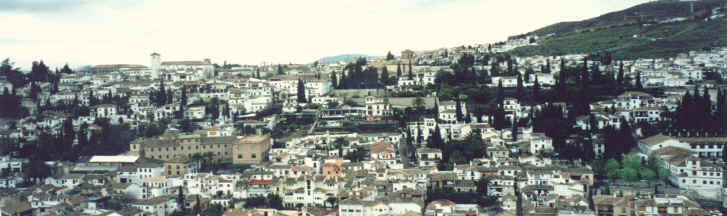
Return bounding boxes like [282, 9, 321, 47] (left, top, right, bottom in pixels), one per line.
[0, 0, 652, 69]
[0, 0, 92, 13]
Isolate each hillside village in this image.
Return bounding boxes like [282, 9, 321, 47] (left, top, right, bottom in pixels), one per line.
[1, 1, 727, 216]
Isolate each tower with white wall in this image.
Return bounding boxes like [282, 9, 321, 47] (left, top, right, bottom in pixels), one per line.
[151, 52, 161, 79]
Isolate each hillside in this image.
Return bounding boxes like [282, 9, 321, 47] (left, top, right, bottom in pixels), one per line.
[510, 0, 727, 59]
[315, 54, 379, 64]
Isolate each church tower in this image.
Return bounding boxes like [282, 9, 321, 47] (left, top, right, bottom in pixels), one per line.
[151, 52, 161, 79]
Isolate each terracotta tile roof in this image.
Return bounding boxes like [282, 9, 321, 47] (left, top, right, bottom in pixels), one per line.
[370, 141, 395, 154]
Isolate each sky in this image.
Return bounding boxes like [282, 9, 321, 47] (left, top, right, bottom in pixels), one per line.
[0, 0, 652, 70]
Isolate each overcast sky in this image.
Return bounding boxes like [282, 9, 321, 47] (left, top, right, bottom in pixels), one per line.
[0, 0, 651, 70]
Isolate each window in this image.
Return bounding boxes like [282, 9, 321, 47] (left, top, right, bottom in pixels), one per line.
[252, 154, 257, 158]
[237, 154, 242, 159]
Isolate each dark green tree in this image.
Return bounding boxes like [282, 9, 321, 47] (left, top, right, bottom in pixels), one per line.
[635, 71, 643, 89]
[176, 186, 186, 214]
[297, 79, 306, 103]
[60, 64, 73, 74]
[617, 61, 624, 85]
[396, 63, 402, 78]
[331, 72, 338, 89]
[516, 73, 524, 100]
[277, 64, 284, 75]
[381, 66, 389, 85]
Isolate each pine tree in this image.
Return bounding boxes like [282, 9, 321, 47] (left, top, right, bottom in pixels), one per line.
[297, 79, 306, 103]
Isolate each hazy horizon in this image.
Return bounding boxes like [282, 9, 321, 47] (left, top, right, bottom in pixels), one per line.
[1, 0, 651, 70]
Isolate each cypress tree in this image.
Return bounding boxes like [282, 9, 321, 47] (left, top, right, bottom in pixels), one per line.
[396, 63, 402, 78]
[159, 78, 166, 106]
[331, 72, 338, 89]
[635, 71, 643, 89]
[297, 79, 306, 103]
[427, 125, 443, 149]
[381, 67, 389, 85]
[408, 59, 413, 76]
[455, 95, 463, 122]
[516, 73, 524, 100]
[617, 61, 624, 85]
[546, 59, 551, 73]
[177, 186, 186, 214]
[533, 75, 541, 101]
[407, 60, 414, 80]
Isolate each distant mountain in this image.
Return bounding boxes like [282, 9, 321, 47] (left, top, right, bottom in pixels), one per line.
[315, 54, 379, 63]
[509, 0, 727, 59]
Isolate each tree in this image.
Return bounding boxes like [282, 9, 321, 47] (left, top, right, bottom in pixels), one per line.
[297, 79, 306, 103]
[515, 177, 523, 216]
[176, 186, 186, 214]
[386, 51, 395, 60]
[557, 58, 568, 99]
[60, 64, 73, 74]
[158, 77, 167, 106]
[617, 61, 624, 85]
[202, 204, 224, 216]
[331, 72, 338, 89]
[277, 64, 284, 75]
[29, 61, 50, 82]
[178, 87, 187, 119]
[516, 73, 524, 100]
[408, 59, 413, 78]
[0, 59, 27, 88]
[635, 71, 643, 89]
[255, 68, 261, 78]
[426, 125, 444, 149]
[455, 95, 463, 122]
[407, 60, 414, 80]
[605, 159, 620, 180]
[414, 96, 425, 111]
[381, 66, 389, 85]
[396, 63, 402, 78]
[620, 167, 638, 181]
[476, 176, 490, 195]
[266, 194, 283, 209]
[532, 75, 541, 101]
[193, 196, 201, 215]
[545, 59, 551, 73]
[344, 146, 367, 162]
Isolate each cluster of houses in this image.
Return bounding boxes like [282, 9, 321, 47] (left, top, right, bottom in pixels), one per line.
[0, 43, 726, 216]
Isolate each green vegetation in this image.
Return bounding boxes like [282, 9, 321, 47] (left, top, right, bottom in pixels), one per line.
[512, 11, 727, 60]
[603, 153, 670, 182]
